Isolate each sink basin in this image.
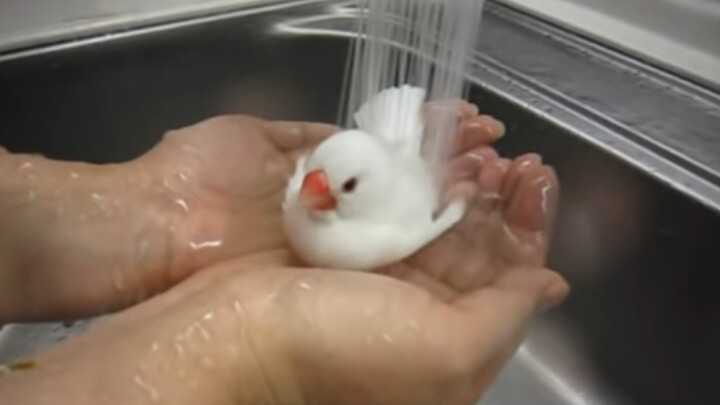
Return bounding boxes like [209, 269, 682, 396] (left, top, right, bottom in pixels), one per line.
[1, 1, 719, 404]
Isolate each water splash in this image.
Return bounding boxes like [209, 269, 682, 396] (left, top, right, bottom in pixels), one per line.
[342, 0, 486, 184]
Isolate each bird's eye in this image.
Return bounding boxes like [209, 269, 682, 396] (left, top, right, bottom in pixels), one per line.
[342, 177, 358, 193]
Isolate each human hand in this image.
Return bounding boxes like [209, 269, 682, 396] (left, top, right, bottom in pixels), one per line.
[137, 103, 506, 282]
[0, 105, 505, 321]
[0, 139, 567, 405]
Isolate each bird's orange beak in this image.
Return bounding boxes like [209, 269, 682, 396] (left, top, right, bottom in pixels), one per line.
[299, 169, 337, 211]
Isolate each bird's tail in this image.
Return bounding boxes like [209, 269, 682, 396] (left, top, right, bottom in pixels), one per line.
[353, 85, 426, 153]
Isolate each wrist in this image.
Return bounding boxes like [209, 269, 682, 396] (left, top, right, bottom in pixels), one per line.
[0, 151, 178, 320]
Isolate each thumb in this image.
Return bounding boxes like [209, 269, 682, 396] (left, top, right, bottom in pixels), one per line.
[452, 267, 569, 362]
[441, 268, 568, 404]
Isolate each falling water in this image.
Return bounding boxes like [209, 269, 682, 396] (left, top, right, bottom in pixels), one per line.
[340, 0, 486, 182]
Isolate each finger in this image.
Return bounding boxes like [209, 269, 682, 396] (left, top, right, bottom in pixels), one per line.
[456, 99, 480, 119]
[444, 352, 514, 405]
[500, 153, 542, 201]
[477, 159, 510, 212]
[262, 121, 339, 152]
[422, 99, 473, 124]
[443, 146, 498, 185]
[457, 115, 506, 154]
[506, 165, 559, 235]
[443, 158, 512, 291]
[453, 157, 508, 243]
[450, 267, 568, 362]
[378, 263, 459, 302]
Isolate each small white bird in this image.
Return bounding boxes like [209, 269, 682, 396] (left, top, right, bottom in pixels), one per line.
[282, 85, 466, 271]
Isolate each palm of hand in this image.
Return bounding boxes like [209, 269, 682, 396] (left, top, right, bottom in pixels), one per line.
[27, 109, 566, 405]
[139, 105, 502, 282]
[139, 115, 338, 280]
[147, 110, 564, 405]
[386, 150, 559, 300]
[268, 148, 565, 405]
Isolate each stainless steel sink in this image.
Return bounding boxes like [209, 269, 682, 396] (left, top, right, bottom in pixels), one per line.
[1, 1, 719, 404]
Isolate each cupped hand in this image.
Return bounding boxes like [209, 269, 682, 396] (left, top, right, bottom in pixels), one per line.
[0, 140, 567, 405]
[115, 106, 505, 306]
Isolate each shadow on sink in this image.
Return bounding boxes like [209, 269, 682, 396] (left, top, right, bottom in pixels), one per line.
[1, 2, 719, 404]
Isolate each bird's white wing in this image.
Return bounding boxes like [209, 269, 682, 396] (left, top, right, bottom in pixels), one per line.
[353, 85, 426, 155]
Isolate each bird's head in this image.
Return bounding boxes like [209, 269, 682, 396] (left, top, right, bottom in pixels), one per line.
[296, 130, 393, 217]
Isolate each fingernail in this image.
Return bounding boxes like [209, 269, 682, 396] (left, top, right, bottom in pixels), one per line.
[539, 279, 570, 311]
[495, 119, 506, 138]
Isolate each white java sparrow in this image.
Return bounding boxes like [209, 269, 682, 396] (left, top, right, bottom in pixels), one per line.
[282, 85, 466, 271]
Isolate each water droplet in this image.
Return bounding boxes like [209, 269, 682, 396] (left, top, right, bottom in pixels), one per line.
[382, 333, 394, 343]
[539, 182, 551, 214]
[202, 311, 214, 321]
[180, 322, 212, 342]
[174, 198, 190, 213]
[479, 192, 501, 201]
[174, 342, 186, 359]
[135, 236, 151, 264]
[91, 192, 103, 202]
[70, 172, 79, 179]
[18, 162, 33, 171]
[133, 375, 160, 402]
[196, 323, 211, 342]
[151, 342, 160, 353]
[233, 300, 244, 314]
[406, 319, 420, 331]
[503, 223, 521, 245]
[178, 172, 189, 182]
[27, 190, 36, 201]
[297, 281, 312, 291]
[189, 239, 223, 250]
[112, 270, 126, 291]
